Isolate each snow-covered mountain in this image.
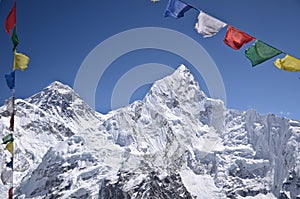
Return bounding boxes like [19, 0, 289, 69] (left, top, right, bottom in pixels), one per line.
[0, 65, 299, 199]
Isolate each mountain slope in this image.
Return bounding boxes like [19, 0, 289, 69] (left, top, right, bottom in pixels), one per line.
[0, 64, 299, 198]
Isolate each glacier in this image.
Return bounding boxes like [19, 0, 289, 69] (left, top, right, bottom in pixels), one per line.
[0, 64, 299, 198]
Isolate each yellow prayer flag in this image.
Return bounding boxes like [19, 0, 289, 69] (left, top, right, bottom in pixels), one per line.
[4, 141, 14, 157]
[274, 55, 300, 72]
[13, 50, 30, 71]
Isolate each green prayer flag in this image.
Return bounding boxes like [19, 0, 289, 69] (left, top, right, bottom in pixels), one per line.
[2, 133, 14, 145]
[245, 40, 282, 66]
[12, 27, 19, 50]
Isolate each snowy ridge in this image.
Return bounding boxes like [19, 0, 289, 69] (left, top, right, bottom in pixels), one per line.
[0, 64, 299, 198]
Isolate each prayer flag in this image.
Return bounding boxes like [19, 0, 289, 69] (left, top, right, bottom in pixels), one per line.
[9, 187, 13, 199]
[6, 157, 13, 169]
[164, 0, 192, 18]
[245, 40, 282, 66]
[0, 170, 13, 185]
[195, 11, 227, 38]
[12, 27, 19, 50]
[6, 97, 14, 115]
[5, 1, 16, 35]
[224, 25, 255, 50]
[9, 111, 14, 131]
[5, 71, 15, 90]
[2, 133, 14, 145]
[274, 55, 300, 72]
[5, 141, 14, 157]
[13, 50, 30, 71]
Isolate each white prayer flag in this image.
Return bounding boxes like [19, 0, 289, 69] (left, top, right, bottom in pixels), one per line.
[195, 11, 227, 38]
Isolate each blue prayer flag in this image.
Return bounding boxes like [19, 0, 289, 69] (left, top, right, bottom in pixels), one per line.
[5, 71, 15, 90]
[6, 157, 13, 169]
[164, 0, 192, 18]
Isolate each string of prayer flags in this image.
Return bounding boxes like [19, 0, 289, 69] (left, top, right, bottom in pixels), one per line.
[274, 55, 300, 72]
[4, 141, 14, 157]
[163, 1, 300, 69]
[245, 40, 282, 66]
[164, 0, 193, 19]
[2, 134, 14, 145]
[5, 1, 16, 35]
[12, 27, 19, 50]
[195, 11, 227, 38]
[3, 2, 25, 199]
[5, 71, 15, 90]
[224, 25, 256, 50]
[13, 49, 30, 71]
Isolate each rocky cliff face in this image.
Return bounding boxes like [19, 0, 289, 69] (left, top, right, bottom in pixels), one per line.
[0, 65, 299, 198]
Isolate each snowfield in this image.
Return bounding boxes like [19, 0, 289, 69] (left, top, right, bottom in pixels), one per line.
[1, 65, 299, 198]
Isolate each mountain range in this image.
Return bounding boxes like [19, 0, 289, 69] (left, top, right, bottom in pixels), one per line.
[0, 65, 299, 198]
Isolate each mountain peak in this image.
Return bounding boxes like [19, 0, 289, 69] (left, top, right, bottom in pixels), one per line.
[147, 64, 207, 103]
[175, 64, 190, 73]
[167, 64, 198, 85]
[47, 81, 73, 94]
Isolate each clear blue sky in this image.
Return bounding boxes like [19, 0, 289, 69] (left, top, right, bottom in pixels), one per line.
[0, 0, 299, 120]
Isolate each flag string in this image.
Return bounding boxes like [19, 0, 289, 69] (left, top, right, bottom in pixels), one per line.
[163, 0, 300, 71]
[2, 0, 30, 198]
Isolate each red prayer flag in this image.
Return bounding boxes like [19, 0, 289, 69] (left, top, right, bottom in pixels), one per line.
[5, 1, 16, 35]
[8, 187, 13, 199]
[9, 111, 14, 131]
[224, 25, 255, 50]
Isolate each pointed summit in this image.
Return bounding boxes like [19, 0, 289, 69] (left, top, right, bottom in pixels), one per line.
[26, 81, 77, 114]
[144, 64, 208, 114]
[25, 81, 101, 124]
[28, 81, 75, 104]
[164, 64, 202, 89]
[47, 81, 73, 93]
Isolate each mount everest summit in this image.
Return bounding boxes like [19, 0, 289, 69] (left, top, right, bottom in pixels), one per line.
[0, 64, 300, 199]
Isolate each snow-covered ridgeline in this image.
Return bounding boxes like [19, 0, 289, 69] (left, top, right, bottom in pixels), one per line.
[0, 64, 299, 198]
